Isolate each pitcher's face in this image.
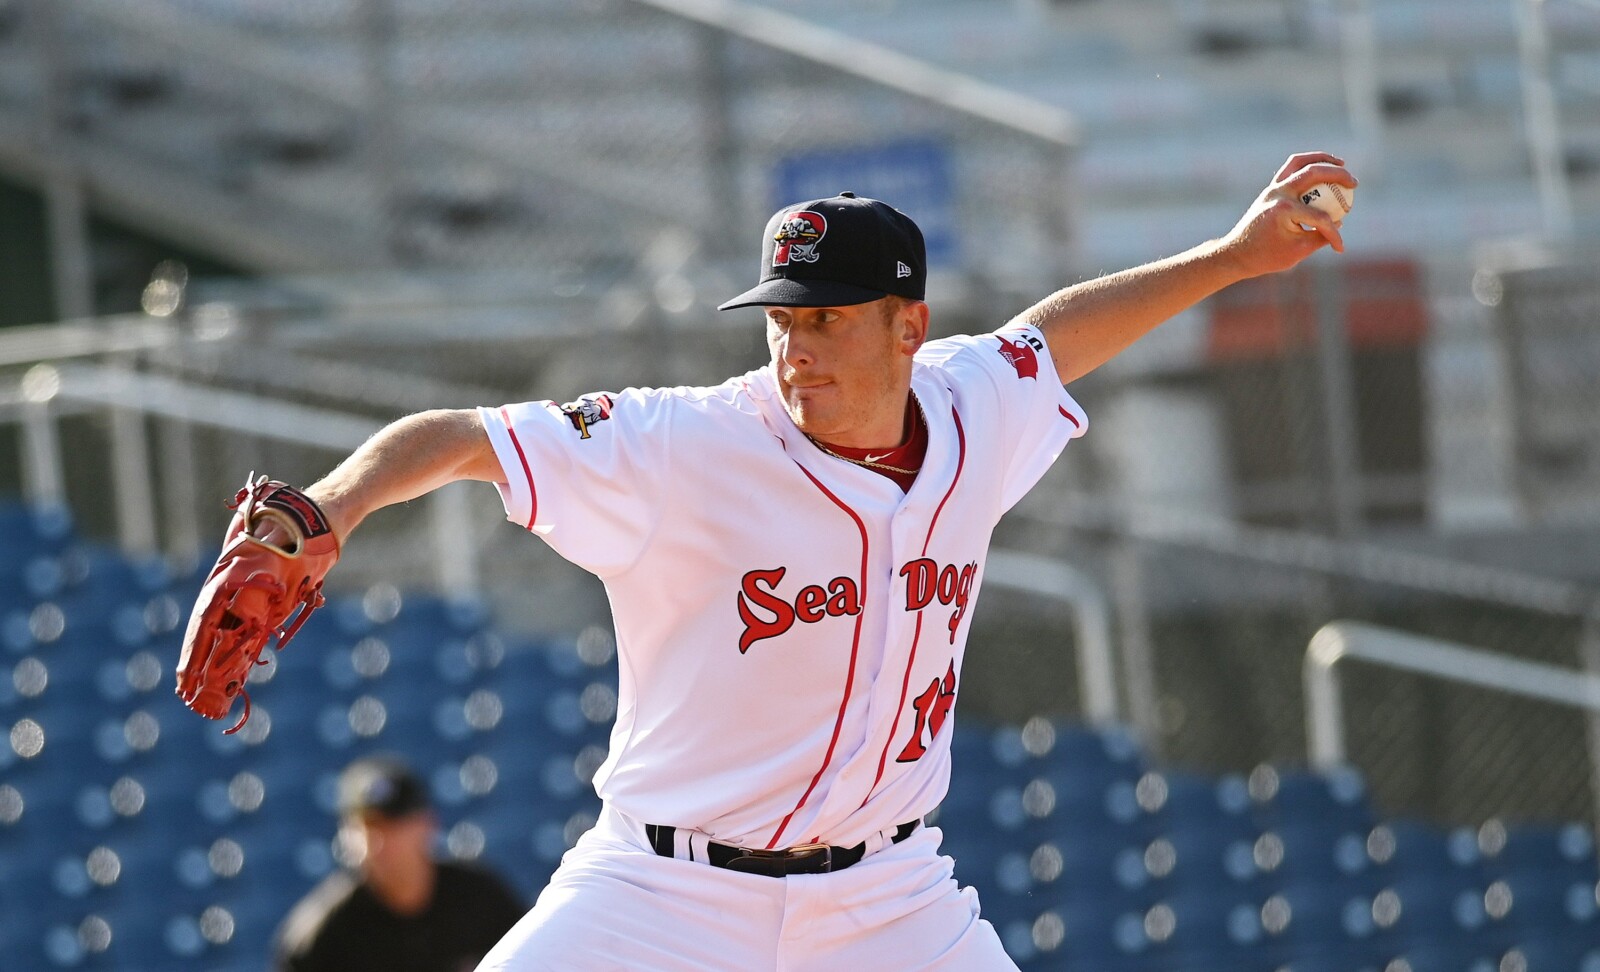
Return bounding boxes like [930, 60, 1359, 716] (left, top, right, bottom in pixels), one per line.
[766, 297, 928, 448]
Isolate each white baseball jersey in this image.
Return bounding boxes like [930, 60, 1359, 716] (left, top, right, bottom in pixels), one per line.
[478, 324, 1086, 851]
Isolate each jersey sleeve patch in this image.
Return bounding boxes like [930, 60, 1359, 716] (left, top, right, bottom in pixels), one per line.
[556, 393, 615, 439]
[995, 332, 1043, 380]
[479, 390, 673, 577]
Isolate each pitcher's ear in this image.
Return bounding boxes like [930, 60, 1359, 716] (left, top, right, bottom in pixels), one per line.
[897, 299, 930, 355]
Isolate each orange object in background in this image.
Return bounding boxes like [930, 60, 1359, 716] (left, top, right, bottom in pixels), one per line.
[1207, 258, 1429, 363]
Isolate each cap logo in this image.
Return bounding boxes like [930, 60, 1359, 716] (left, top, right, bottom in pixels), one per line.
[772, 211, 827, 267]
[896, 261, 912, 279]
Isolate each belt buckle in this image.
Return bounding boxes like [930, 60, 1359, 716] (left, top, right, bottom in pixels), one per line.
[784, 842, 833, 872]
[724, 842, 832, 876]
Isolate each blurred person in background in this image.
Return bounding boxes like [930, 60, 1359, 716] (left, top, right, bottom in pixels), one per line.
[271, 755, 525, 972]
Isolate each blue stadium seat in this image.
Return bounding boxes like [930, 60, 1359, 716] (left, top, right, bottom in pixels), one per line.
[1057, 831, 1158, 900]
[1500, 938, 1600, 972]
[431, 685, 529, 751]
[1257, 879, 1381, 956]
[1005, 895, 1151, 971]
[1272, 947, 1387, 972]
[432, 630, 508, 688]
[501, 637, 601, 698]
[0, 503, 74, 562]
[1257, 819, 1376, 888]
[1148, 770, 1254, 832]
[18, 913, 122, 970]
[0, 551, 69, 604]
[380, 592, 491, 649]
[75, 764, 202, 851]
[1486, 868, 1600, 937]
[939, 823, 1024, 893]
[59, 545, 172, 603]
[2, 777, 80, 902]
[988, 718, 1146, 788]
[1029, 769, 1154, 841]
[1251, 764, 1377, 833]
[18, 695, 101, 766]
[982, 833, 1155, 924]
[90, 647, 168, 709]
[1478, 820, 1600, 883]
[1374, 942, 1503, 972]
[1133, 887, 1269, 970]
[1142, 770, 1261, 894]
[1368, 867, 1496, 953]
[1149, 821, 1263, 895]
[1364, 818, 1484, 880]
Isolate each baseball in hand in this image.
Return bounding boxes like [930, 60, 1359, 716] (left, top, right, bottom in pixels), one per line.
[1298, 182, 1354, 227]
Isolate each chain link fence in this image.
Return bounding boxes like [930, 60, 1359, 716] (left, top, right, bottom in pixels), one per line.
[4, 0, 1600, 846]
[6, 244, 1600, 837]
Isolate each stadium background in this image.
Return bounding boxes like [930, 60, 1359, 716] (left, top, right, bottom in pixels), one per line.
[3, 0, 1600, 968]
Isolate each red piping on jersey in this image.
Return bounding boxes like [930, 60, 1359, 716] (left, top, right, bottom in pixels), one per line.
[862, 407, 967, 807]
[1059, 404, 1081, 429]
[767, 464, 870, 850]
[501, 407, 539, 531]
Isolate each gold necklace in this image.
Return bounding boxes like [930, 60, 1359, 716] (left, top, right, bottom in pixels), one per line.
[804, 398, 926, 476]
[806, 438, 922, 476]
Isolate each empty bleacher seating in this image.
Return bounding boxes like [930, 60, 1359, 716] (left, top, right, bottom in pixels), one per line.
[5, 499, 1600, 970]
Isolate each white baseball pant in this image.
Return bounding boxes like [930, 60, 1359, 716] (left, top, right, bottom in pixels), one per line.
[475, 804, 1018, 971]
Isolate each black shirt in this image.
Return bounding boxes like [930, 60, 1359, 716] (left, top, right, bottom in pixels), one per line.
[272, 862, 526, 972]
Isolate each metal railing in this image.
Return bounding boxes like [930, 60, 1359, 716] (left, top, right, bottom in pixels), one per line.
[633, 0, 1081, 146]
[986, 550, 1118, 726]
[0, 0, 1087, 318]
[1305, 619, 1600, 826]
[0, 347, 1117, 723]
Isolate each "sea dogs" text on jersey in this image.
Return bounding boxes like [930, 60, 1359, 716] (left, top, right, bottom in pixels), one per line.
[736, 558, 977, 653]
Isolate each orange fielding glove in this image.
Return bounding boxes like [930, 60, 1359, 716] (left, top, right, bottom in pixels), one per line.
[175, 474, 340, 733]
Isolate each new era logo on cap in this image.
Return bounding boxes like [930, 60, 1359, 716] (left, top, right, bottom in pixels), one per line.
[718, 191, 927, 311]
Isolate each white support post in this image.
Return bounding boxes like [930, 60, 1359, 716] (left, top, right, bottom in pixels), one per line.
[157, 416, 203, 565]
[986, 550, 1120, 726]
[1514, 0, 1575, 239]
[1304, 628, 1352, 767]
[1337, 0, 1386, 169]
[1111, 540, 1161, 747]
[109, 401, 159, 556]
[20, 365, 66, 509]
[21, 401, 66, 510]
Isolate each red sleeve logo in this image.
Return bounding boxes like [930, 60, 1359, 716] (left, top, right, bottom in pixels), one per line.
[996, 336, 1039, 380]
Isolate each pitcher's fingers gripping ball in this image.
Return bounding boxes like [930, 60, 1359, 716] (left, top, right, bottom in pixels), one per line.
[175, 475, 340, 732]
[1300, 182, 1354, 223]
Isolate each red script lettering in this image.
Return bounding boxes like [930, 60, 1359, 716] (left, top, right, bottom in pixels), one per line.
[737, 568, 862, 653]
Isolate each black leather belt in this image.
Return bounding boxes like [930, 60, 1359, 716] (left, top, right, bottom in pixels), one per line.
[645, 820, 920, 877]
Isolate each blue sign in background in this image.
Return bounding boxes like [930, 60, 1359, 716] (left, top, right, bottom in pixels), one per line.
[774, 138, 958, 268]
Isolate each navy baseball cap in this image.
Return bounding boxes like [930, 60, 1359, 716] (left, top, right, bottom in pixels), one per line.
[337, 756, 430, 819]
[717, 192, 927, 310]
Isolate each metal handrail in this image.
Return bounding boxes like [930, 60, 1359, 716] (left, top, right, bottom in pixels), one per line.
[1, 363, 1108, 679]
[0, 314, 209, 367]
[632, 0, 1081, 147]
[985, 550, 1118, 726]
[1025, 495, 1598, 619]
[1303, 620, 1600, 768]
[5, 361, 482, 596]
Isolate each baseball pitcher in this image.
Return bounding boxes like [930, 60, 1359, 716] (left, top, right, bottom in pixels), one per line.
[176, 153, 1355, 970]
